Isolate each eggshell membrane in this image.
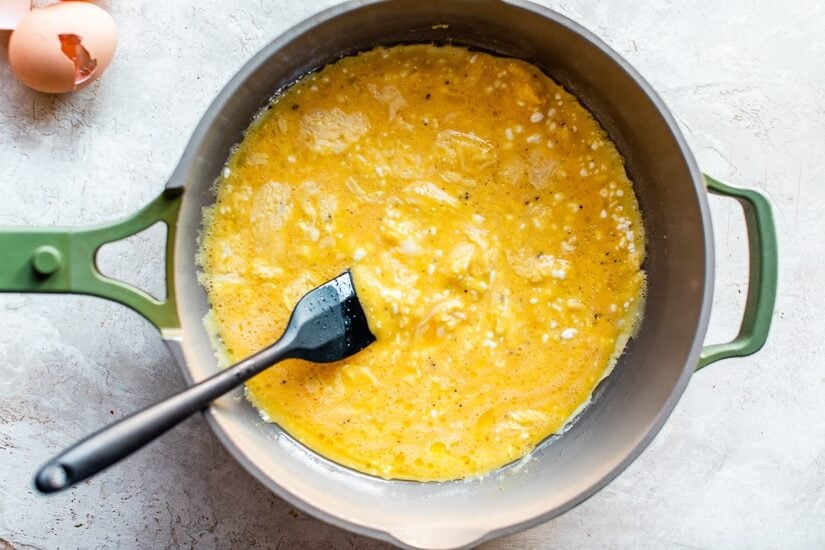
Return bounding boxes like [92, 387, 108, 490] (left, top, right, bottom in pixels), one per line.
[9, 1, 117, 93]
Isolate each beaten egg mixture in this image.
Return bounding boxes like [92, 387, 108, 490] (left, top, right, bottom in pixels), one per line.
[199, 45, 645, 481]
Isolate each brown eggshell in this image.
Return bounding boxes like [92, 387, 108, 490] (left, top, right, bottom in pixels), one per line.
[8, 1, 117, 94]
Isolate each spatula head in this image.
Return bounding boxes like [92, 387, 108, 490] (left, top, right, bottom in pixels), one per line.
[283, 271, 376, 363]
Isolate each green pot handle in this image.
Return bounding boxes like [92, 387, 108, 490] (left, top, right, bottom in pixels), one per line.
[698, 175, 778, 370]
[0, 188, 182, 337]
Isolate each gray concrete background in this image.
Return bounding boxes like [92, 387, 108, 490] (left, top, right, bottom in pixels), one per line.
[1, 0, 823, 548]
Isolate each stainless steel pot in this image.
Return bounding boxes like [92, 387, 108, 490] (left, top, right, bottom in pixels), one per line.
[0, 1, 777, 548]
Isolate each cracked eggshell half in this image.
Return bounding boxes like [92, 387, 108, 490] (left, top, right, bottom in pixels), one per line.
[9, 1, 117, 94]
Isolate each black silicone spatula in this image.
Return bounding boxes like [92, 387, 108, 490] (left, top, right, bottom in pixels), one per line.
[34, 271, 375, 493]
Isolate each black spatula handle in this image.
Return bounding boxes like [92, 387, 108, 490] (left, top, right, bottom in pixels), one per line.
[34, 337, 293, 493]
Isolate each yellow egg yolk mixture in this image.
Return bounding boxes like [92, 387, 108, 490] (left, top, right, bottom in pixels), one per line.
[199, 45, 646, 481]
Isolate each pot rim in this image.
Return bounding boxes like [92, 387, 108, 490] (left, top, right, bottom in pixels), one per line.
[165, 0, 714, 547]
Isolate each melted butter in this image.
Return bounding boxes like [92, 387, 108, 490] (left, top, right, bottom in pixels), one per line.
[199, 45, 646, 481]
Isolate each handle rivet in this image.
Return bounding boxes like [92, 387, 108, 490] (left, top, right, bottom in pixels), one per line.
[32, 245, 63, 276]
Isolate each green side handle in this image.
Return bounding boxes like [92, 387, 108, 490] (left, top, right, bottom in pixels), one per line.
[698, 175, 778, 370]
[0, 188, 182, 336]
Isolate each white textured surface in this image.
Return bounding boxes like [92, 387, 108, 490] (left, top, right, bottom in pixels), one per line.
[1, 1, 823, 548]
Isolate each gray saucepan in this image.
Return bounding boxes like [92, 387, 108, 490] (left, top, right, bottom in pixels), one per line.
[0, 1, 778, 548]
